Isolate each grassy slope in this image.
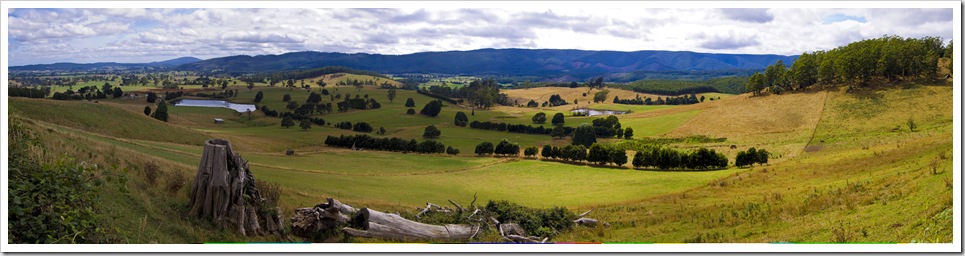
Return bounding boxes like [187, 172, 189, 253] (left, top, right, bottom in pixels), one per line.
[10, 81, 952, 243]
[9, 97, 211, 146]
[557, 85, 953, 243]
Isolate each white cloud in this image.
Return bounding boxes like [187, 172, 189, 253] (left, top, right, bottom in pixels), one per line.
[6, 7, 956, 66]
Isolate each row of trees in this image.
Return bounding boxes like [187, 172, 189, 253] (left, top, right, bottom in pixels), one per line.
[735, 147, 770, 167]
[613, 94, 703, 105]
[324, 134, 448, 154]
[539, 144, 629, 166]
[531, 112, 566, 126]
[474, 139, 521, 157]
[748, 35, 951, 94]
[632, 147, 727, 170]
[469, 120, 575, 137]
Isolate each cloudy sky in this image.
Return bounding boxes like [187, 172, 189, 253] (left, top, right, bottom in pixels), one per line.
[5, 5, 956, 66]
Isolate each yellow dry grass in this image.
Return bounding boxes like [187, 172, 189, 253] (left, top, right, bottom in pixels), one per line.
[502, 87, 661, 107]
[311, 73, 402, 87]
[665, 91, 828, 160]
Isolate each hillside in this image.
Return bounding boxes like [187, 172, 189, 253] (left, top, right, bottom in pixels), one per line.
[175, 49, 797, 80]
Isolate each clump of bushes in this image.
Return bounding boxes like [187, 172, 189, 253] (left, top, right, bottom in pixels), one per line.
[735, 147, 769, 168]
[8, 118, 108, 243]
[485, 200, 576, 238]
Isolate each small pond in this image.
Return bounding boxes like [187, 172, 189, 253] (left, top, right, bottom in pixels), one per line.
[170, 99, 256, 113]
[571, 108, 629, 116]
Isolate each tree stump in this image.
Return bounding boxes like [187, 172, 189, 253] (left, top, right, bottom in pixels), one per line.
[189, 139, 281, 236]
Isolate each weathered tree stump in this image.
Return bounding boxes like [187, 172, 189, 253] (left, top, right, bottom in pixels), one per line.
[189, 139, 283, 236]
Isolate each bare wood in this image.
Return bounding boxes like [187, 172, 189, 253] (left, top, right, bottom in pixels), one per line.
[469, 192, 478, 209]
[347, 208, 477, 241]
[500, 223, 527, 237]
[447, 199, 466, 212]
[466, 209, 482, 220]
[574, 217, 609, 228]
[504, 235, 540, 243]
[188, 139, 279, 237]
[578, 209, 594, 218]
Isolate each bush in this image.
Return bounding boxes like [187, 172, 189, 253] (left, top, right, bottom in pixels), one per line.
[143, 161, 161, 186]
[485, 200, 576, 238]
[420, 100, 444, 117]
[337, 121, 353, 130]
[475, 141, 495, 156]
[446, 146, 460, 155]
[153, 100, 169, 122]
[9, 119, 106, 243]
[352, 122, 373, 133]
[166, 171, 186, 194]
[524, 146, 539, 158]
[454, 111, 469, 127]
[532, 112, 547, 124]
[406, 108, 416, 115]
[423, 125, 441, 139]
[143, 106, 152, 116]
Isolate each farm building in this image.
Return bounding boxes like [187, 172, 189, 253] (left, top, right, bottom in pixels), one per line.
[214, 118, 224, 124]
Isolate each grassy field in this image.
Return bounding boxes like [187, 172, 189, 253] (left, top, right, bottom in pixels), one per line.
[9, 79, 953, 244]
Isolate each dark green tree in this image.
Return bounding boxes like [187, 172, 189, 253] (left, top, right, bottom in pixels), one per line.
[523, 146, 539, 158]
[446, 146, 460, 155]
[300, 119, 312, 130]
[550, 125, 567, 139]
[405, 98, 416, 107]
[406, 108, 416, 115]
[423, 125, 441, 139]
[454, 111, 469, 127]
[571, 124, 596, 147]
[624, 127, 634, 140]
[541, 145, 554, 159]
[475, 141, 495, 156]
[551, 113, 565, 126]
[283, 94, 292, 102]
[254, 91, 264, 103]
[281, 116, 295, 128]
[420, 100, 443, 117]
[143, 106, 151, 116]
[112, 87, 123, 98]
[387, 88, 397, 102]
[532, 112, 547, 124]
[153, 100, 168, 122]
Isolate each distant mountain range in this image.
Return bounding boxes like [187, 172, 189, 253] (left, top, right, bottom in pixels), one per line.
[11, 49, 797, 81]
[176, 49, 796, 80]
[9, 57, 202, 72]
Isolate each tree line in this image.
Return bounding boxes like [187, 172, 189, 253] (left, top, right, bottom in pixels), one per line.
[324, 134, 449, 154]
[468, 120, 575, 136]
[632, 147, 728, 170]
[734, 147, 770, 168]
[612, 94, 703, 105]
[748, 35, 951, 95]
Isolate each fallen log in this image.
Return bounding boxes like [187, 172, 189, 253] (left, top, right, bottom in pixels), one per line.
[344, 208, 479, 241]
[291, 198, 356, 238]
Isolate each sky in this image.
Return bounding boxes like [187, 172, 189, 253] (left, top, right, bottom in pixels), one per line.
[5, 5, 956, 66]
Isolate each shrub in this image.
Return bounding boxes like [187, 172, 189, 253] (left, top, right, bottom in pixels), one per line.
[143, 161, 161, 186]
[9, 119, 106, 243]
[532, 112, 547, 124]
[524, 146, 539, 158]
[406, 108, 416, 115]
[475, 141, 495, 156]
[454, 111, 469, 127]
[423, 125, 441, 139]
[352, 122, 373, 133]
[153, 100, 169, 122]
[283, 93, 292, 102]
[420, 100, 444, 117]
[485, 200, 576, 238]
[166, 170, 186, 194]
[446, 146, 460, 155]
[143, 106, 152, 116]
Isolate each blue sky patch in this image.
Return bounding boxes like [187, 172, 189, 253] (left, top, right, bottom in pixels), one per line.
[822, 13, 867, 24]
